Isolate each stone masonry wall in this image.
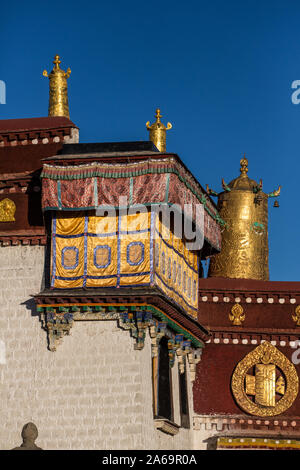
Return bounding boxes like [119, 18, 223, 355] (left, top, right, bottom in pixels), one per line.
[0, 246, 193, 450]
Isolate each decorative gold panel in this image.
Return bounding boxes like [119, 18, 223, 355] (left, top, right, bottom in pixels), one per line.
[231, 342, 298, 416]
[50, 211, 199, 318]
[292, 305, 300, 326]
[0, 198, 16, 222]
[255, 364, 276, 407]
[217, 437, 300, 450]
[245, 374, 256, 396]
[229, 303, 245, 326]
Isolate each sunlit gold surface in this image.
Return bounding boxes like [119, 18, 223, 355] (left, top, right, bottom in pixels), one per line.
[229, 303, 245, 326]
[146, 109, 172, 152]
[209, 157, 270, 280]
[0, 198, 16, 222]
[231, 342, 298, 417]
[254, 364, 276, 407]
[292, 305, 300, 326]
[276, 376, 285, 395]
[43, 55, 71, 118]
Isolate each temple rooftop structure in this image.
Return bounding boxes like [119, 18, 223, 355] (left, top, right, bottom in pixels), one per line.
[0, 55, 299, 451]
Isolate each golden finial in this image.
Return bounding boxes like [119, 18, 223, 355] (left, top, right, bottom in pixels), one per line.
[240, 153, 248, 176]
[155, 108, 162, 122]
[146, 108, 172, 152]
[43, 55, 71, 118]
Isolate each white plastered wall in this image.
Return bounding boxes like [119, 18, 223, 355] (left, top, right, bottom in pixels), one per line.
[0, 245, 194, 450]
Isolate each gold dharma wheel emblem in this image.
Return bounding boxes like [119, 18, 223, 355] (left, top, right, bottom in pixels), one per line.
[231, 341, 299, 417]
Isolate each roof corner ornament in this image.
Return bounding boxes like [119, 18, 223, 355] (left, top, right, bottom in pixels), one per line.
[267, 185, 281, 198]
[206, 184, 219, 197]
[146, 108, 172, 152]
[43, 54, 71, 119]
[221, 178, 231, 192]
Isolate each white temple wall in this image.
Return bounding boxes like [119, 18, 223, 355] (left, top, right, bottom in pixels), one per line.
[0, 246, 193, 450]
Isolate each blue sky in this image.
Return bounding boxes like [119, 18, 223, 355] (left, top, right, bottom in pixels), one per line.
[1, 0, 299, 281]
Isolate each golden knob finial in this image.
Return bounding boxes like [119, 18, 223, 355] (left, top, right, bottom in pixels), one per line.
[240, 153, 248, 176]
[43, 55, 71, 118]
[53, 54, 61, 69]
[155, 108, 162, 122]
[146, 108, 172, 152]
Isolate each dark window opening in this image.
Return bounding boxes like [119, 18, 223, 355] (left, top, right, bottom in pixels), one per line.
[179, 360, 190, 428]
[157, 337, 173, 421]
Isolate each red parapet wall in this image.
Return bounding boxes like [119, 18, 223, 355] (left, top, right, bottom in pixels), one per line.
[0, 116, 77, 149]
[194, 277, 300, 428]
[193, 342, 300, 418]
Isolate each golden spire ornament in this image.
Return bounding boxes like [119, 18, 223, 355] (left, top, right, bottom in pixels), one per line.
[146, 108, 172, 152]
[207, 155, 281, 281]
[43, 55, 71, 118]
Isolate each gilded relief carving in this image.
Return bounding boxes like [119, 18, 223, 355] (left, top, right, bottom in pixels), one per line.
[229, 303, 245, 326]
[231, 342, 298, 417]
[292, 305, 300, 326]
[0, 198, 16, 222]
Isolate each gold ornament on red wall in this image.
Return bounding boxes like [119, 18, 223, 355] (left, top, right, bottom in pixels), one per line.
[231, 342, 298, 417]
[0, 198, 16, 222]
[229, 303, 245, 326]
[292, 305, 300, 326]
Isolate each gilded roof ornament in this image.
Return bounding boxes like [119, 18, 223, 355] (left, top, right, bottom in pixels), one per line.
[43, 55, 71, 118]
[208, 155, 281, 280]
[146, 108, 172, 152]
[206, 184, 218, 197]
[267, 185, 281, 198]
[239, 153, 248, 176]
[221, 178, 231, 192]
